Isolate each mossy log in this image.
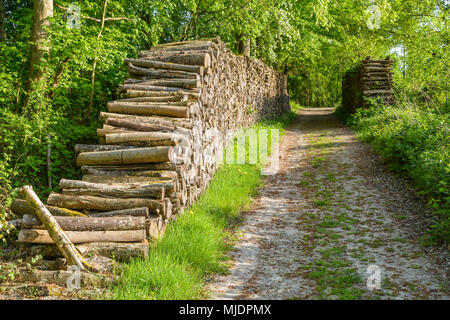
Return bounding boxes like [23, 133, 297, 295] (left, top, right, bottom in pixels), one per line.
[17, 270, 115, 287]
[74, 144, 136, 155]
[11, 199, 86, 217]
[29, 242, 149, 261]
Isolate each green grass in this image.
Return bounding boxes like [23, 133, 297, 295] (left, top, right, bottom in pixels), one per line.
[106, 111, 297, 300]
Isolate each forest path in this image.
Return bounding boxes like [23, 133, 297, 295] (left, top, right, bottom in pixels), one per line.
[207, 108, 449, 300]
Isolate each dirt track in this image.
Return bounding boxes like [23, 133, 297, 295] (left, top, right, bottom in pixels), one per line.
[208, 108, 449, 300]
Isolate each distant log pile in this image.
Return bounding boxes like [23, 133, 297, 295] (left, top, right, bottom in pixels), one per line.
[342, 57, 394, 113]
[10, 38, 289, 274]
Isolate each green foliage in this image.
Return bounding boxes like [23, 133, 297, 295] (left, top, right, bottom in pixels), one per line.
[349, 103, 449, 243]
[0, 107, 97, 240]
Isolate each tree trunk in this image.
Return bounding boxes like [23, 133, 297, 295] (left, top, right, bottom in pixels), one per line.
[124, 58, 203, 74]
[28, 0, 53, 90]
[62, 186, 164, 200]
[19, 186, 89, 271]
[47, 193, 165, 215]
[0, 0, 6, 42]
[107, 102, 190, 118]
[76, 146, 175, 166]
[18, 229, 146, 244]
[29, 242, 149, 261]
[88, 207, 149, 218]
[11, 199, 87, 217]
[17, 214, 146, 231]
[18, 270, 114, 286]
[236, 33, 250, 57]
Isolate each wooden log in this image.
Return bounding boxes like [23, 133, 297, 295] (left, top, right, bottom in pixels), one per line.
[29, 242, 149, 261]
[47, 193, 165, 215]
[88, 207, 149, 218]
[100, 112, 193, 128]
[19, 186, 90, 271]
[105, 132, 187, 145]
[96, 128, 139, 137]
[62, 187, 164, 200]
[123, 89, 199, 100]
[79, 176, 176, 193]
[363, 89, 394, 94]
[124, 58, 203, 74]
[128, 64, 199, 79]
[76, 146, 175, 166]
[140, 51, 212, 67]
[124, 78, 200, 89]
[82, 168, 179, 179]
[17, 270, 114, 287]
[148, 44, 213, 53]
[116, 96, 184, 103]
[10, 199, 87, 217]
[108, 102, 190, 118]
[17, 214, 146, 231]
[18, 229, 146, 244]
[105, 118, 174, 132]
[80, 163, 179, 173]
[74, 144, 136, 155]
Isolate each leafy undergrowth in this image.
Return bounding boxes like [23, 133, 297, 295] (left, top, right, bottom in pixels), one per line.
[105, 111, 297, 300]
[346, 104, 449, 244]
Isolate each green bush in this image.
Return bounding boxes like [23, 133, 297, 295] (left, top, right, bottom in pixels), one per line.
[0, 108, 98, 241]
[349, 104, 449, 243]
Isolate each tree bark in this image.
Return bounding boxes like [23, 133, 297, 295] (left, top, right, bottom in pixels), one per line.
[28, 0, 53, 88]
[76, 146, 175, 166]
[19, 186, 89, 271]
[124, 58, 203, 74]
[29, 242, 149, 261]
[107, 102, 190, 118]
[0, 0, 6, 42]
[18, 229, 146, 243]
[17, 214, 145, 231]
[18, 270, 114, 286]
[105, 132, 186, 145]
[47, 193, 165, 215]
[11, 199, 87, 217]
[88, 207, 148, 218]
[62, 187, 164, 200]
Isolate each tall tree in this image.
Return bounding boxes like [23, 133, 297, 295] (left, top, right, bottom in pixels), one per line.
[28, 0, 53, 90]
[0, 0, 5, 42]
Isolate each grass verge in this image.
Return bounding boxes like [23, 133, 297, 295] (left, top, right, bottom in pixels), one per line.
[105, 111, 297, 300]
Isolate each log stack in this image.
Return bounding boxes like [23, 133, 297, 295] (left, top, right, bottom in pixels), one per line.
[342, 56, 394, 113]
[11, 38, 289, 269]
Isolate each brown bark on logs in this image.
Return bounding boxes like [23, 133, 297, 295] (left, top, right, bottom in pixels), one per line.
[18, 229, 146, 244]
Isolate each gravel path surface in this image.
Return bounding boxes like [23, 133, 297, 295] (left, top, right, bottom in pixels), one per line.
[207, 108, 449, 300]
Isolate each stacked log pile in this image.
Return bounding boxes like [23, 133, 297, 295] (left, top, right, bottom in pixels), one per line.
[342, 57, 394, 113]
[11, 38, 289, 270]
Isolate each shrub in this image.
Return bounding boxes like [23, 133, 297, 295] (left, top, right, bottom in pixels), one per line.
[349, 104, 449, 243]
